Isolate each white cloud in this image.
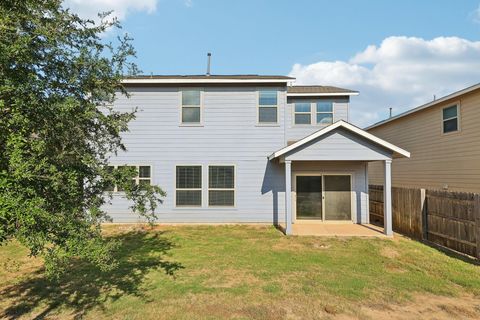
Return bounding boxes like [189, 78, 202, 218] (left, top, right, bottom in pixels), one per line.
[63, 0, 157, 22]
[184, 0, 193, 8]
[289, 36, 480, 127]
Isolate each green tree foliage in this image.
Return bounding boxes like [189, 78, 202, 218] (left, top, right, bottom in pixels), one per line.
[0, 0, 165, 277]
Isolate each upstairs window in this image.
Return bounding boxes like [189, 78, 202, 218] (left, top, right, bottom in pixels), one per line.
[181, 90, 201, 123]
[294, 102, 312, 125]
[316, 101, 333, 125]
[258, 90, 278, 123]
[176, 165, 202, 206]
[442, 105, 458, 133]
[209, 166, 235, 207]
[106, 165, 151, 192]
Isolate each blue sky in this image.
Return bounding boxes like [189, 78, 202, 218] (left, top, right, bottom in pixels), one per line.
[66, 0, 480, 126]
[116, 0, 480, 75]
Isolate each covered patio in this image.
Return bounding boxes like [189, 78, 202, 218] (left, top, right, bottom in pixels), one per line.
[268, 121, 410, 237]
[279, 223, 386, 237]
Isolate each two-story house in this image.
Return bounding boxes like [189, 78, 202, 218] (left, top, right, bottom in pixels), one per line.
[367, 83, 480, 193]
[105, 74, 409, 235]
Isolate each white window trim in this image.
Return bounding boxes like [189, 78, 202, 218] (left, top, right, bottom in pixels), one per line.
[441, 103, 460, 135]
[257, 89, 279, 126]
[175, 164, 203, 207]
[291, 100, 335, 126]
[208, 164, 236, 207]
[107, 164, 152, 193]
[179, 88, 204, 126]
[315, 101, 334, 126]
[293, 102, 313, 126]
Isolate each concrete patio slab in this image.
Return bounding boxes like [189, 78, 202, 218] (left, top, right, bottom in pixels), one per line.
[279, 223, 388, 237]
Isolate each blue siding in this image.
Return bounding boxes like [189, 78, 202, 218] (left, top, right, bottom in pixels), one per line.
[284, 128, 392, 162]
[105, 86, 287, 222]
[285, 97, 350, 142]
[104, 85, 362, 223]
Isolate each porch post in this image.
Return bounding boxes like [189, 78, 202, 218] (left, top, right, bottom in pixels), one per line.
[285, 160, 292, 235]
[383, 159, 393, 236]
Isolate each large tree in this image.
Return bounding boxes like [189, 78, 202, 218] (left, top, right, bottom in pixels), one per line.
[0, 0, 165, 276]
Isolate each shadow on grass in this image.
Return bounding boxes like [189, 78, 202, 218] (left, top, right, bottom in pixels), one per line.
[420, 239, 480, 266]
[1, 230, 183, 319]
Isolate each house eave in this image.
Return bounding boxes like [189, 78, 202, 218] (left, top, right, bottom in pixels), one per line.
[286, 92, 359, 97]
[122, 78, 295, 84]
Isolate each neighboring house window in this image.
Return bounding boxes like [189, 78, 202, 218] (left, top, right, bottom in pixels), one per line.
[176, 165, 202, 206]
[106, 165, 151, 192]
[316, 101, 333, 125]
[208, 165, 235, 206]
[294, 102, 311, 125]
[442, 105, 458, 133]
[181, 90, 201, 123]
[258, 90, 278, 123]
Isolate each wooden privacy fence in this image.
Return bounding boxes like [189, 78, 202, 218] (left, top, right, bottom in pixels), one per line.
[369, 185, 480, 259]
[369, 185, 423, 239]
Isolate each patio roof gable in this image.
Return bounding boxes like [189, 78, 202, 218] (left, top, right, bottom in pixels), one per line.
[268, 121, 410, 161]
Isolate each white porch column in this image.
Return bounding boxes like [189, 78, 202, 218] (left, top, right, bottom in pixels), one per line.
[383, 159, 393, 236]
[285, 160, 292, 235]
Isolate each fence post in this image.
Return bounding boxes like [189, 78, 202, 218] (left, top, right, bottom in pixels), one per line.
[420, 188, 427, 240]
[474, 194, 480, 259]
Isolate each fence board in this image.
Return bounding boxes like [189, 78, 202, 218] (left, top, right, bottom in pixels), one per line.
[369, 185, 422, 239]
[425, 189, 477, 257]
[369, 185, 479, 259]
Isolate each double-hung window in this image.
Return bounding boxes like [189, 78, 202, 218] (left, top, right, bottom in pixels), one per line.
[106, 165, 152, 192]
[258, 90, 278, 124]
[208, 165, 235, 206]
[138, 166, 152, 189]
[181, 90, 201, 124]
[442, 105, 459, 133]
[294, 102, 312, 125]
[316, 101, 333, 125]
[176, 165, 202, 206]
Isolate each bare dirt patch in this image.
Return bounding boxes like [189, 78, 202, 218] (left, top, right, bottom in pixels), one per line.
[380, 247, 400, 259]
[202, 268, 261, 288]
[358, 293, 480, 320]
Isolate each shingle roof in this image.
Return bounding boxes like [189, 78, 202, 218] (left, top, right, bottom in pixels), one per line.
[124, 74, 294, 80]
[287, 85, 358, 95]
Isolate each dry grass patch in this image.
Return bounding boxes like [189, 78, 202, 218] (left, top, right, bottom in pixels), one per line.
[1, 224, 479, 319]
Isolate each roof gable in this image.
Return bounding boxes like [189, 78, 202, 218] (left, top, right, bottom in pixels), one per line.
[283, 129, 393, 161]
[268, 120, 410, 161]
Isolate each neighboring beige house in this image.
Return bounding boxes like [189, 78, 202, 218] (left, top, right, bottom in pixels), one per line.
[367, 83, 480, 193]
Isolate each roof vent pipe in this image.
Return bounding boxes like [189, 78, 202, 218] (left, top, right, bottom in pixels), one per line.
[389, 107, 392, 118]
[206, 52, 211, 76]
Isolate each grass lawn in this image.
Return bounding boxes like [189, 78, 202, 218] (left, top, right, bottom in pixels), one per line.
[1, 225, 479, 319]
